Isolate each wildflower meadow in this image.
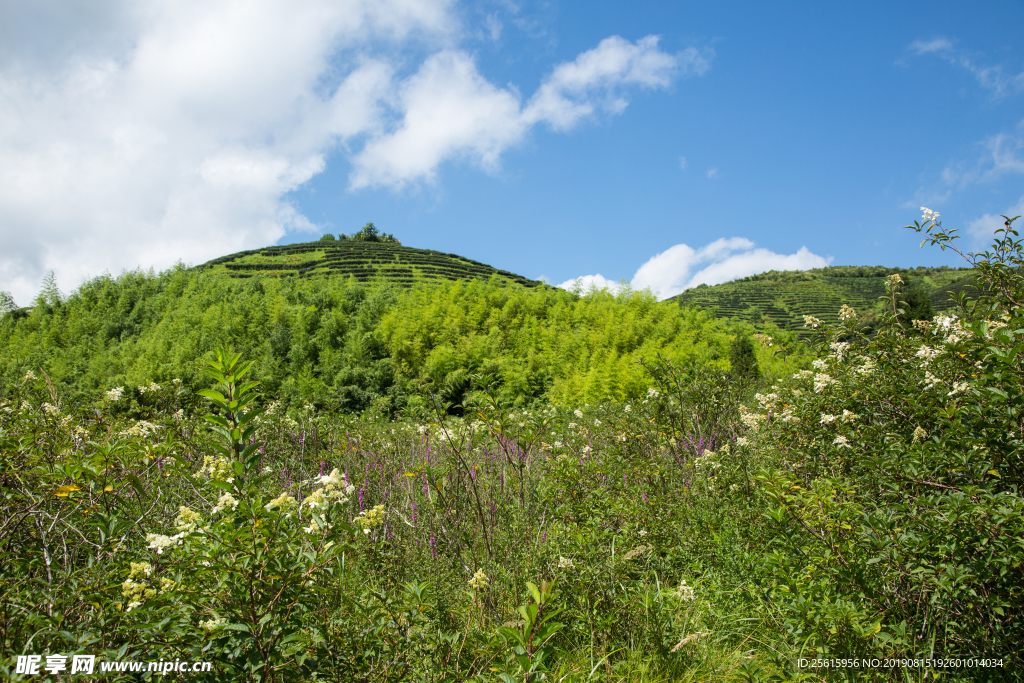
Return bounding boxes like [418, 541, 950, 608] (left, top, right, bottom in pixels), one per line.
[1, 212, 1022, 681]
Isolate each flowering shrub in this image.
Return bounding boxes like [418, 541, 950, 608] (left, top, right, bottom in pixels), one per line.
[750, 211, 1024, 668]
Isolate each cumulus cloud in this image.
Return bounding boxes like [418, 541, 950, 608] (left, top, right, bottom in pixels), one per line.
[353, 34, 703, 188]
[559, 238, 831, 300]
[909, 36, 1024, 99]
[350, 50, 526, 189]
[0, 1, 710, 303]
[0, 0, 455, 303]
[556, 273, 624, 294]
[521, 36, 703, 131]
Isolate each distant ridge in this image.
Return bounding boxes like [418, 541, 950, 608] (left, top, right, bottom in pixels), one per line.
[666, 265, 976, 332]
[200, 239, 543, 288]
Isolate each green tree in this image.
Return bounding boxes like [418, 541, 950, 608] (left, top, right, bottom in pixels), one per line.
[900, 284, 933, 323]
[0, 291, 16, 315]
[727, 335, 760, 381]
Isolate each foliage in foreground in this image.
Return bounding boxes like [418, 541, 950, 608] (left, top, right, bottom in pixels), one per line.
[1, 211, 1022, 681]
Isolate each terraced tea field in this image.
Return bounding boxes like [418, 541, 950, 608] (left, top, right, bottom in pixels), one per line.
[667, 266, 976, 333]
[201, 240, 543, 288]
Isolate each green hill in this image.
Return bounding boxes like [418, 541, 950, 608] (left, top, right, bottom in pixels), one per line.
[201, 239, 543, 288]
[666, 264, 976, 332]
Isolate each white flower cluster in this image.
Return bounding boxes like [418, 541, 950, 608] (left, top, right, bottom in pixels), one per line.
[923, 371, 942, 391]
[832, 435, 852, 448]
[121, 420, 159, 438]
[820, 413, 838, 425]
[146, 533, 184, 555]
[948, 381, 970, 397]
[838, 304, 856, 322]
[106, 386, 124, 401]
[355, 504, 386, 533]
[174, 506, 203, 534]
[932, 314, 967, 345]
[813, 373, 835, 393]
[675, 579, 696, 602]
[122, 562, 156, 613]
[137, 382, 161, 394]
[739, 405, 765, 431]
[195, 456, 232, 482]
[829, 341, 850, 362]
[855, 358, 876, 376]
[803, 315, 823, 329]
[212, 492, 239, 514]
[557, 556, 574, 569]
[693, 445, 726, 473]
[301, 469, 355, 512]
[199, 616, 227, 632]
[41, 402, 60, 415]
[468, 569, 489, 590]
[915, 345, 941, 365]
[921, 207, 940, 222]
[755, 392, 780, 411]
[265, 492, 299, 514]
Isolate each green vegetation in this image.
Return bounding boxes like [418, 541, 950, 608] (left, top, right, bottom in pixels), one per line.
[2, 215, 1021, 680]
[668, 264, 975, 334]
[0, 268, 793, 415]
[202, 228, 538, 288]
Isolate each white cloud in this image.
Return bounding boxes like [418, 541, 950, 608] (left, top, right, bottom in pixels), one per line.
[968, 195, 1024, 245]
[522, 35, 705, 131]
[939, 120, 1024, 189]
[706, 167, 718, 179]
[556, 273, 623, 294]
[678, 156, 687, 170]
[908, 120, 1024, 208]
[353, 34, 701, 188]
[560, 237, 831, 301]
[909, 38, 954, 55]
[909, 36, 1024, 99]
[350, 50, 526, 189]
[0, 0, 456, 304]
[0, 1, 710, 303]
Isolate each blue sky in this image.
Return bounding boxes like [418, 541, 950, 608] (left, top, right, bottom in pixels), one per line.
[1, 0, 1022, 303]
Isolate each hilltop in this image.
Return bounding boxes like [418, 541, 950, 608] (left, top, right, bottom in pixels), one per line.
[201, 228, 542, 289]
[666, 264, 976, 332]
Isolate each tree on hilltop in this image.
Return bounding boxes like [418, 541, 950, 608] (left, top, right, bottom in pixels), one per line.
[339, 223, 401, 245]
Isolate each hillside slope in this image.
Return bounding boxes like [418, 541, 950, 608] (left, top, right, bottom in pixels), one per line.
[201, 239, 543, 288]
[666, 265, 975, 331]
